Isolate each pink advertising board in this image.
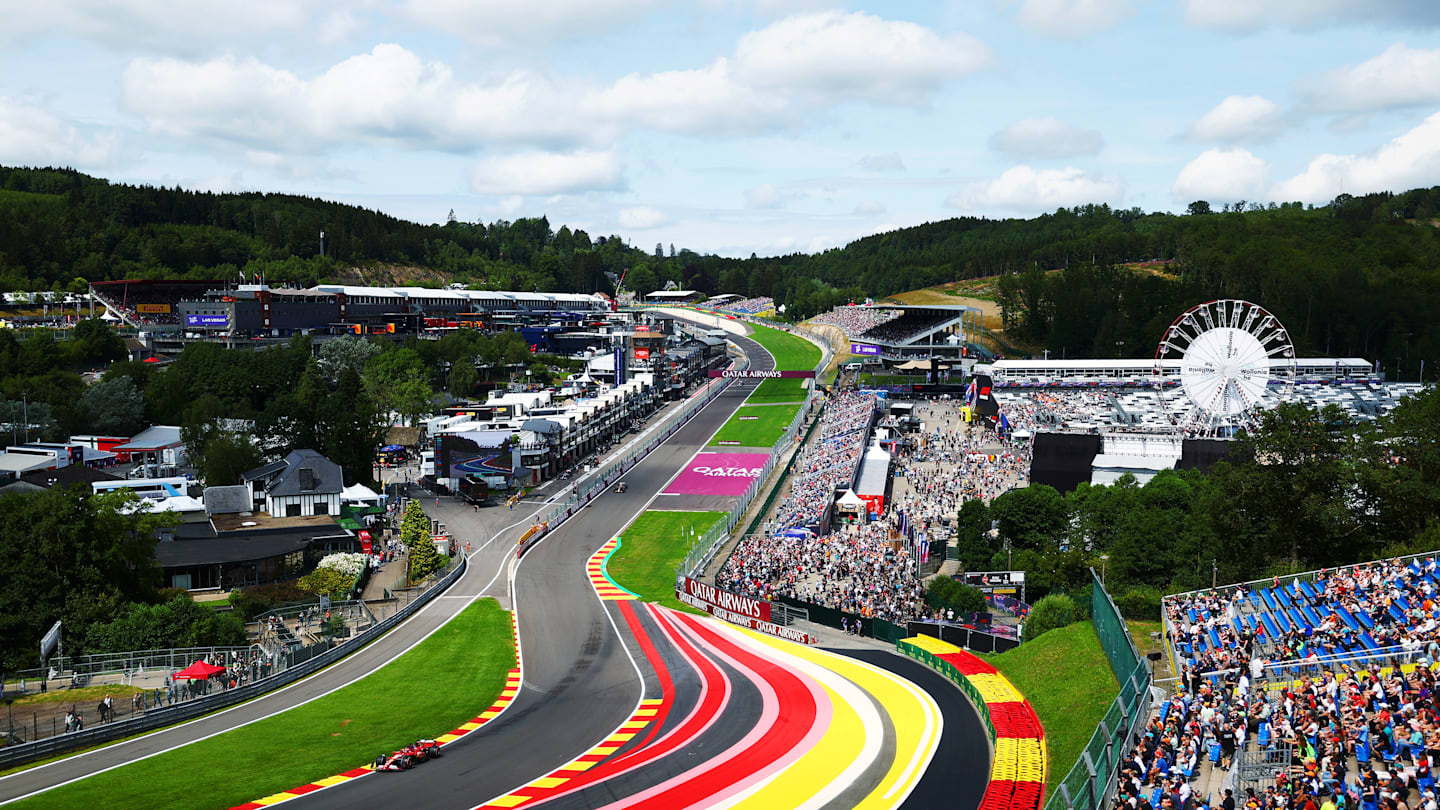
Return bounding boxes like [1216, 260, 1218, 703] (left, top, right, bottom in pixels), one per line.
[664, 452, 769, 496]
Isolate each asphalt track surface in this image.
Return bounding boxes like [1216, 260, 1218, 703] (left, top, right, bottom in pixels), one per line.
[0, 323, 763, 808]
[282, 328, 774, 809]
[1, 321, 994, 810]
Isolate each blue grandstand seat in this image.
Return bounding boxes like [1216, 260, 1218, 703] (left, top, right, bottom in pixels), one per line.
[1261, 589, 1279, 611]
[1209, 628, 1223, 649]
[1337, 606, 1361, 631]
[1260, 614, 1280, 638]
[1299, 580, 1318, 602]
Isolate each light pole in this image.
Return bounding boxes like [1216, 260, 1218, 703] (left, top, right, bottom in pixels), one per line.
[1212, 558, 1218, 589]
[1100, 554, 1109, 586]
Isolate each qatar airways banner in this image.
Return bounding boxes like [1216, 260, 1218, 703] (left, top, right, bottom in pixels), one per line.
[676, 576, 816, 644]
[664, 452, 768, 496]
[707, 370, 816, 379]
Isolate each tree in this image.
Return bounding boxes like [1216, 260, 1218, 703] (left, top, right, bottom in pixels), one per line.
[1187, 200, 1212, 216]
[85, 594, 245, 652]
[362, 348, 433, 426]
[0, 487, 175, 668]
[954, 499, 996, 571]
[990, 485, 1067, 552]
[79, 376, 146, 436]
[297, 567, 354, 598]
[317, 335, 381, 384]
[193, 430, 262, 486]
[70, 318, 126, 365]
[1024, 594, 1077, 641]
[448, 359, 478, 398]
[399, 499, 429, 550]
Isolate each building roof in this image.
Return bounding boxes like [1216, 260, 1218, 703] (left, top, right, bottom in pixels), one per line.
[855, 446, 891, 496]
[115, 425, 184, 451]
[0, 452, 55, 474]
[203, 484, 253, 515]
[241, 459, 288, 482]
[20, 465, 120, 489]
[155, 527, 339, 568]
[265, 450, 344, 497]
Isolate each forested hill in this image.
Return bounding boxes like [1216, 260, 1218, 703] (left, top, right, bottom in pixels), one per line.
[0, 165, 675, 294]
[3, 165, 1438, 368]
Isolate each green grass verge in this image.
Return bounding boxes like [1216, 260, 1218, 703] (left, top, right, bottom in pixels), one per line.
[982, 621, 1117, 796]
[709, 403, 800, 448]
[747, 323, 821, 403]
[609, 510, 726, 612]
[14, 599, 515, 810]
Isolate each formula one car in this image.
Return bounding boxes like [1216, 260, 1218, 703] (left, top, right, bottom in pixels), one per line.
[374, 740, 443, 771]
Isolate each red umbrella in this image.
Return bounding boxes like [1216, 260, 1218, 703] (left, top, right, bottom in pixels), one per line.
[173, 660, 226, 680]
[143, 357, 161, 363]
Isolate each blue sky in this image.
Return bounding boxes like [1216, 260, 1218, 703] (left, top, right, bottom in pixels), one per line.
[3, 0, 1440, 257]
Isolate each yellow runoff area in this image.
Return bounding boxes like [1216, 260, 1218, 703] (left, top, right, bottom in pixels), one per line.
[718, 621, 942, 810]
[904, 634, 961, 655]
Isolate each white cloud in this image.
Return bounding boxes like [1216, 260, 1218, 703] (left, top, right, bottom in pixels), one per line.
[948, 166, 1123, 213]
[402, 0, 659, 46]
[1171, 148, 1270, 201]
[317, 9, 360, 45]
[1183, 0, 1440, 33]
[122, 45, 594, 152]
[989, 117, 1104, 159]
[470, 150, 623, 195]
[732, 11, 991, 106]
[0, 97, 119, 167]
[617, 205, 670, 229]
[1015, 0, 1134, 38]
[0, 0, 314, 54]
[856, 153, 906, 172]
[496, 196, 525, 216]
[854, 199, 887, 214]
[588, 12, 990, 135]
[1303, 44, 1440, 114]
[745, 183, 784, 208]
[1273, 111, 1440, 203]
[1187, 95, 1286, 142]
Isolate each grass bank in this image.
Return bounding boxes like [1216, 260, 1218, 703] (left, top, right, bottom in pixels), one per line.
[747, 322, 821, 403]
[709, 403, 800, 448]
[14, 599, 515, 810]
[982, 621, 1117, 796]
[609, 510, 726, 612]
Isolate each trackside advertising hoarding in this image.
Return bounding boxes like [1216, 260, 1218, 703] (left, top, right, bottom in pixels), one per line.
[707, 369, 816, 378]
[676, 576, 816, 644]
[850, 343, 881, 356]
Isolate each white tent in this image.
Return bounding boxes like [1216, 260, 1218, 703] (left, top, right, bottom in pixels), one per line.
[341, 483, 384, 505]
[100, 309, 120, 321]
[835, 489, 867, 512]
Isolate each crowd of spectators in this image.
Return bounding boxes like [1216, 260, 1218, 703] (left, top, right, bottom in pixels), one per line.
[810, 305, 898, 338]
[770, 391, 877, 531]
[858, 310, 956, 345]
[1126, 556, 1440, 810]
[718, 296, 776, 315]
[89, 287, 182, 325]
[719, 394, 1030, 625]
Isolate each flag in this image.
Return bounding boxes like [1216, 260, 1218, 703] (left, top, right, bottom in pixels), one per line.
[253, 272, 260, 283]
[1000, 411, 1010, 433]
[964, 379, 977, 406]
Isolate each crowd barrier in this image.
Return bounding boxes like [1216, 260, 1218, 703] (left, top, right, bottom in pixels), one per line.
[1045, 569, 1152, 810]
[0, 556, 467, 769]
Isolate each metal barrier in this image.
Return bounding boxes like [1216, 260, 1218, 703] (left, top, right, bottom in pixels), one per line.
[0, 556, 468, 769]
[1045, 570, 1152, 810]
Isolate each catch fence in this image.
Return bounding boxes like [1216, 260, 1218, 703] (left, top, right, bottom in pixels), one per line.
[1045, 569, 1152, 810]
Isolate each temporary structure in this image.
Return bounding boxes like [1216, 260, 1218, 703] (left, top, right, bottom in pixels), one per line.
[172, 660, 225, 680]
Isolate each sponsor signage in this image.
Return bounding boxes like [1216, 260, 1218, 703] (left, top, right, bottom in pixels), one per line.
[635, 348, 651, 360]
[136, 304, 172, 314]
[707, 370, 816, 379]
[185, 314, 229, 327]
[850, 342, 881, 356]
[738, 415, 759, 421]
[717, 440, 741, 445]
[676, 576, 816, 644]
[664, 451, 768, 496]
[961, 570, 1026, 593]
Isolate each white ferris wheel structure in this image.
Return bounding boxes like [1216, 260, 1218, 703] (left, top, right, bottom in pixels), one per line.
[1153, 299, 1297, 437]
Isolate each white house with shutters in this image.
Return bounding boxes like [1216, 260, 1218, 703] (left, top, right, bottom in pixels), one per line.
[241, 449, 344, 517]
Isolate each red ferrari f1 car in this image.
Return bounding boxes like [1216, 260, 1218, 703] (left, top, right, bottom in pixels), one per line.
[374, 739, 443, 771]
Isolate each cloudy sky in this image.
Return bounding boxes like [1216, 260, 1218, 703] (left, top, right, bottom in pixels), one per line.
[4, 1, 1440, 257]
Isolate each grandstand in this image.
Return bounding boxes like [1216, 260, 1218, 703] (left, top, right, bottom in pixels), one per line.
[717, 296, 777, 316]
[987, 358, 1378, 387]
[815, 303, 982, 361]
[1136, 553, 1440, 810]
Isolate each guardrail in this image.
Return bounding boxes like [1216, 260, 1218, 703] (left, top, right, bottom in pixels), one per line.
[0, 556, 467, 769]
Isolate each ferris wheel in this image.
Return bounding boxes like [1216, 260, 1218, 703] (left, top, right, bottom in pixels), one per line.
[1153, 299, 1296, 436]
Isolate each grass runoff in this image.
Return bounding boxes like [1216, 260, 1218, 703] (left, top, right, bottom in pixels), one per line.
[982, 621, 1118, 796]
[747, 322, 821, 403]
[709, 403, 800, 449]
[609, 510, 726, 613]
[13, 599, 515, 810]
